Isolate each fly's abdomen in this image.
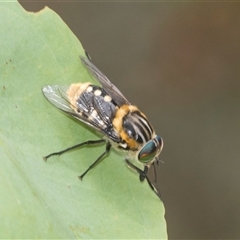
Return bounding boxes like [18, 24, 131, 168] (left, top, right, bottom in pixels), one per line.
[67, 83, 118, 134]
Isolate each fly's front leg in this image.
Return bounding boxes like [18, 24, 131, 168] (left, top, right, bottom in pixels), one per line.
[125, 159, 147, 181]
[125, 159, 161, 200]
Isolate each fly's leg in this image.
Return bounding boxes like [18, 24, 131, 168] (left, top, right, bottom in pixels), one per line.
[79, 142, 111, 180]
[125, 159, 161, 200]
[43, 139, 106, 161]
[151, 160, 159, 190]
[125, 159, 149, 182]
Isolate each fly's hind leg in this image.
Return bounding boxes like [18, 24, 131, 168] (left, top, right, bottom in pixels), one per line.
[43, 139, 112, 181]
[79, 142, 111, 180]
[43, 139, 106, 161]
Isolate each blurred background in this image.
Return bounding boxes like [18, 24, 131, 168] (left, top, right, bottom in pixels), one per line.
[19, 1, 240, 239]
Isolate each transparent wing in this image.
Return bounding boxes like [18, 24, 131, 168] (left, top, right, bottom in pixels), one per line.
[42, 85, 102, 133]
[42, 85, 73, 113]
[81, 56, 130, 106]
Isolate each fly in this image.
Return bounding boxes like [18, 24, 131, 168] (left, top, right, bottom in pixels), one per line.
[42, 52, 164, 199]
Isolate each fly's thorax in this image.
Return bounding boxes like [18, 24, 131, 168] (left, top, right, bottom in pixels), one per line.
[67, 82, 92, 111]
[112, 105, 155, 151]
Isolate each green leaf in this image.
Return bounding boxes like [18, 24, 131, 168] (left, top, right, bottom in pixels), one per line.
[0, 1, 167, 239]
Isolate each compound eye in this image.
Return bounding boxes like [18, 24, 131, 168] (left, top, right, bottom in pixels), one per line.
[138, 136, 163, 164]
[138, 141, 158, 164]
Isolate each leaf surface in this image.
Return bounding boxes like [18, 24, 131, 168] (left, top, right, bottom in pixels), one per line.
[0, 1, 167, 238]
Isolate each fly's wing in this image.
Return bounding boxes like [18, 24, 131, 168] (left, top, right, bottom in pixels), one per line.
[81, 56, 130, 106]
[42, 85, 103, 133]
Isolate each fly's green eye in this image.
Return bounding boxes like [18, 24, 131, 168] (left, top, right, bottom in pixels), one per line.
[138, 136, 163, 164]
[138, 141, 157, 163]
